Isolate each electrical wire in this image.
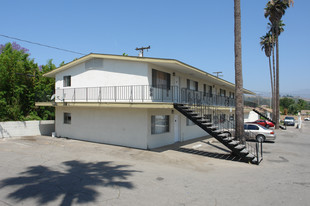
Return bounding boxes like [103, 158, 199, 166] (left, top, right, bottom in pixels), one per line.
[0, 34, 86, 56]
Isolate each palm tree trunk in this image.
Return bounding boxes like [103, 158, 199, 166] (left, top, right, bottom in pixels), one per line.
[272, 34, 276, 123]
[269, 56, 274, 116]
[234, 0, 245, 144]
[275, 27, 280, 129]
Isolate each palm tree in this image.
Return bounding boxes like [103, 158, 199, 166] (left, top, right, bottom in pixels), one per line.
[260, 33, 274, 115]
[264, 0, 293, 129]
[234, 0, 245, 143]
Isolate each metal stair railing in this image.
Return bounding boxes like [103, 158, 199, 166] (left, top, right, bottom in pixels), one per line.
[174, 103, 263, 164]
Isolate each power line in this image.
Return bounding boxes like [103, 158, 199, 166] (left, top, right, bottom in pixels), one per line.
[0, 34, 86, 56]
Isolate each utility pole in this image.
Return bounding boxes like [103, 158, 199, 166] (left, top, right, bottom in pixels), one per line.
[135, 46, 150, 57]
[213, 71, 223, 78]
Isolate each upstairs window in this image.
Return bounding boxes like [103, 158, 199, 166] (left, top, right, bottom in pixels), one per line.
[229, 92, 235, 99]
[187, 79, 198, 91]
[203, 84, 207, 96]
[220, 89, 226, 97]
[85, 58, 103, 70]
[63, 76, 71, 87]
[152, 69, 171, 89]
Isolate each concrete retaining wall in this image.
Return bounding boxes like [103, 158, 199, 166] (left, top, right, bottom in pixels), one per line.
[0, 120, 55, 138]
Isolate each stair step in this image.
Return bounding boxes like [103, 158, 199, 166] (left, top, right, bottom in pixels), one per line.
[240, 148, 249, 154]
[223, 137, 236, 142]
[212, 130, 223, 134]
[207, 126, 218, 130]
[201, 122, 213, 126]
[234, 144, 246, 150]
[188, 112, 199, 116]
[246, 153, 255, 159]
[228, 140, 239, 145]
[218, 133, 230, 138]
[197, 119, 207, 123]
[251, 157, 258, 163]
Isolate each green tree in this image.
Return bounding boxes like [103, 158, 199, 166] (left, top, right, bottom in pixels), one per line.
[0, 42, 56, 121]
[234, 0, 245, 143]
[0, 42, 38, 120]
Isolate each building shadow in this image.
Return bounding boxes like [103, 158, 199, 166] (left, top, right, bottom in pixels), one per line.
[0, 160, 140, 206]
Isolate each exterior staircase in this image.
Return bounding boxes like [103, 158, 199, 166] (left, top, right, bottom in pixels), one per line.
[174, 103, 262, 165]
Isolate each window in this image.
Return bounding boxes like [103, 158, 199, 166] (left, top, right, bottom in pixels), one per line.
[152, 69, 171, 89]
[220, 89, 226, 97]
[209, 86, 213, 97]
[85, 58, 103, 69]
[247, 125, 259, 130]
[64, 113, 71, 124]
[151, 115, 169, 134]
[186, 118, 195, 126]
[220, 114, 226, 123]
[187, 79, 198, 91]
[203, 84, 207, 97]
[229, 92, 235, 99]
[63, 76, 71, 87]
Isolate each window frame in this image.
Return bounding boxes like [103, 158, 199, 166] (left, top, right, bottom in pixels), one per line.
[151, 115, 170, 134]
[152, 69, 171, 90]
[64, 112, 71, 124]
[187, 79, 198, 91]
[63, 75, 71, 87]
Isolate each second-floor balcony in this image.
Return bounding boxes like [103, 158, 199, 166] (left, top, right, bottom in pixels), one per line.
[53, 85, 235, 107]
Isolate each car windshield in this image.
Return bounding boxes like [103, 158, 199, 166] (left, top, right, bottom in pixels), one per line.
[285, 117, 294, 120]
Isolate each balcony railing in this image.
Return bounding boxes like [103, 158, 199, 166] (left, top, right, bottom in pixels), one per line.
[52, 85, 235, 107]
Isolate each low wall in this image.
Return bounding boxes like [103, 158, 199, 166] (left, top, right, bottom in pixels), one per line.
[0, 120, 55, 138]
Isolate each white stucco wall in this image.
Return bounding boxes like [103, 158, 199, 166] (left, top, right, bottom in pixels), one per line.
[244, 111, 259, 122]
[55, 59, 149, 89]
[55, 107, 148, 149]
[0, 120, 55, 138]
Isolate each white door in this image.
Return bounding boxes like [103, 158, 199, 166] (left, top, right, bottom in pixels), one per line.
[173, 76, 180, 102]
[174, 115, 180, 142]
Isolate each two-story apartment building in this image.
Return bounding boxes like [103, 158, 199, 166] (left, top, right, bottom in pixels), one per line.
[37, 53, 254, 149]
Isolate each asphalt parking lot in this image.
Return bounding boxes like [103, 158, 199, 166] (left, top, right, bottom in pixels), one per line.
[0, 122, 309, 206]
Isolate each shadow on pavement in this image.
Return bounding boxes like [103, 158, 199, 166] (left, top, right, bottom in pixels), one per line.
[0, 160, 140, 206]
[176, 147, 244, 162]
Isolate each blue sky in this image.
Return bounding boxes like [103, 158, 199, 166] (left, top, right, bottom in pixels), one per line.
[1, 0, 309, 96]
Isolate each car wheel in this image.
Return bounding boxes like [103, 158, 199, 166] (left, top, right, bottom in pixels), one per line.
[256, 135, 265, 143]
[265, 124, 270, 129]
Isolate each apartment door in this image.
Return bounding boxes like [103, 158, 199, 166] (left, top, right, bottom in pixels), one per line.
[174, 114, 180, 142]
[173, 76, 180, 102]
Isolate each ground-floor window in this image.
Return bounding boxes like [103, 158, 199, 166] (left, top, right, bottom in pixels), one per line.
[229, 114, 234, 121]
[220, 114, 226, 123]
[151, 115, 169, 134]
[64, 113, 71, 124]
[186, 118, 195, 126]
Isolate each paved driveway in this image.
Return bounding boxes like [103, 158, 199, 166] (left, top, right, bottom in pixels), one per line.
[0, 122, 309, 206]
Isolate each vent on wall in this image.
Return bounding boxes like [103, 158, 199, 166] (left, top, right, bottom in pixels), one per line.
[85, 58, 103, 69]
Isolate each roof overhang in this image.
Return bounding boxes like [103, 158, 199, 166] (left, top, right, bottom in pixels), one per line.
[43, 53, 255, 95]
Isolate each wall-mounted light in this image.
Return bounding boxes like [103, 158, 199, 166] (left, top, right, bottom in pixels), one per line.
[213, 85, 215, 88]
[172, 72, 175, 76]
[171, 110, 174, 114]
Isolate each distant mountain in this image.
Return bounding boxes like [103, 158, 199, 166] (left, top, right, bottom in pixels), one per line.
[247, 89, 310, 101]
[281, 89, 310, 100]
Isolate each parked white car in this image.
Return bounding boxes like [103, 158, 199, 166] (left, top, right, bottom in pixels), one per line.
[304, 117, 310, 121]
